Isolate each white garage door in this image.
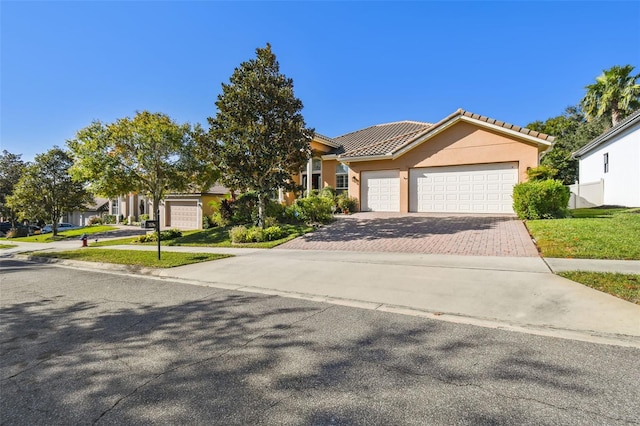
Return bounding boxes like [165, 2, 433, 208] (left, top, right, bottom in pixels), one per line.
[168, 201, 199, 229]
[361, 170, 400, 212]
[410, 163, 518, 213]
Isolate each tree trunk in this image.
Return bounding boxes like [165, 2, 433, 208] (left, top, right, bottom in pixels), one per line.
[152, 197, 160, 222]
[611, 105, 621, 126]
[257, 192, 264, 228]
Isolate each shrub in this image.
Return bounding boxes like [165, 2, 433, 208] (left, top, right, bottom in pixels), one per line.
[319, 186, 336, 200]
[88, 216, 103, 225]
[337, 193, 358, 214]
[229, 225, 248, 243]
[526, 165, 558, 181]
[202, 215, 214, 229]
[135, 228, 182, 243]
[103, 215, 117, 224]
[289, 195, 334, 223]
[513, 179, 570, 220]
[263, 225, 285, 241]
[139, 214, 150, 222]
[245, 226, 264, 242]
[233, 192, 259, 224]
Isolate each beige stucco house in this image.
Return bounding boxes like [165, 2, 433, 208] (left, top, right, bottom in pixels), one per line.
[297, 108, 554, 214]
[114, 108, 554, 229]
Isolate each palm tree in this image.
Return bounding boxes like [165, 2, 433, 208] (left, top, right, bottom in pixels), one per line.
[581, 64, 640, 126]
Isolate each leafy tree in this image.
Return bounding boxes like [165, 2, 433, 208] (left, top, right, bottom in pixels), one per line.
[0, 150, 26, 224]
[207, 44, 314, 227]
[581, 64, 640, 126]
[527, 106, 608, 184]
[7, 147, 93, 236]
[68, 111, 219, 220]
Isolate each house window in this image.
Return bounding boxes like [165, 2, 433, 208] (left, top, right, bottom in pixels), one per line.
[111, 199, 119, 216]
[336, 163, 349, 194]
[604, 153, 609, 173]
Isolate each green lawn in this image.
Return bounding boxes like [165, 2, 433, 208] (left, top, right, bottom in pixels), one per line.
[32, 249, 232, 268]
[92, 224, 313, 249]
[6, 225, 117, 243]
[0, 243, 17, 249]
[526, 208, 640, 259]
[559, 271, 640, 304]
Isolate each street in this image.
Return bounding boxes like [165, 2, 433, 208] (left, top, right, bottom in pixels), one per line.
[1, 258, 639, 425]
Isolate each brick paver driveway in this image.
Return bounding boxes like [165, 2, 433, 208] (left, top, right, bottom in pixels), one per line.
[278, 213, 539, 257]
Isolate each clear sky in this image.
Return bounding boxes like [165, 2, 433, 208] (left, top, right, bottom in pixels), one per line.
[2, 1, 639, 161]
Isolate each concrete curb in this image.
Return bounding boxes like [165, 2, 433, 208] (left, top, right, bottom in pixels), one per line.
[12, 253, 640, 349]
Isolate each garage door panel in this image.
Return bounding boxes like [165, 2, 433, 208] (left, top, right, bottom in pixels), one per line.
[168, 201, 199, 230]
[410, 163, 518, 213]
[361, 170, 400, 212]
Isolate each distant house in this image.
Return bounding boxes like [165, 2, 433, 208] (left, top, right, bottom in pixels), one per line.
[114, 184, 230, 230]
[63, 197, 109, 226]
[572, 110, 640, 208]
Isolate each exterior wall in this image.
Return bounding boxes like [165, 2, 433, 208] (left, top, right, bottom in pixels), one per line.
[321, 159, 338, 189]
[345, 122, 540, 212]
[578, 124, 640, 207]
[201, 194, 225, 216]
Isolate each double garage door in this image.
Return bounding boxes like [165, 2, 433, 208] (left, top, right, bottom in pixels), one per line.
[361, 163, 518, 214]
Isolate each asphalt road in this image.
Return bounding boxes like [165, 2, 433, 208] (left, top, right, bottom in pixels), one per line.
[1, 259, 639, 425]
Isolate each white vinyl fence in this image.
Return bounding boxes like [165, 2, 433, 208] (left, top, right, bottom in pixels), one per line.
[568, 179, 604, 209]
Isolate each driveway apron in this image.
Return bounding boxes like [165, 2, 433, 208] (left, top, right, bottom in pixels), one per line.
[277, 213, 539, 257]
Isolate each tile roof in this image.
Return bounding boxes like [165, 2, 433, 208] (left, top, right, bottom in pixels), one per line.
[573, 109, 640, 158]
[329, 109, 554, 160]
[333, 121, 432, 156]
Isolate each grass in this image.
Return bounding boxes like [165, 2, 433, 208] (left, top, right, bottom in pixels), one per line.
[5, 225, 117, 243]
[32, 249, 232, 268]
[0, 243, 17, 249]
[559, 271, 640, 304]
[526, 208, 640, 259]
[92, 224, 314, 249]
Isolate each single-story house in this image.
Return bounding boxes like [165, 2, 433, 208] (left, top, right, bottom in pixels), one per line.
[115, 108, 554, 229]
[110, 184, 230, 230]
[295, 108, 554, 214]
[572, 109, 640, 208]
[63, 197, 109, 226]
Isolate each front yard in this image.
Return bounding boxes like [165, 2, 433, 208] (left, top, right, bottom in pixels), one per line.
[559, 271, 640, 304]
[526, 208, 640, 260]
[4, 225, 117, 243]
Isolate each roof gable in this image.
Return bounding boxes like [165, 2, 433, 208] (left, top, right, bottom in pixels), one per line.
[573, 109, 640, 158]
[328, 109, 554, 161]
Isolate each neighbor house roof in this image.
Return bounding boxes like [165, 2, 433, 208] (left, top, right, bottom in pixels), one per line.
[573, 109, 640, 158]
[327, 109, 554, 161]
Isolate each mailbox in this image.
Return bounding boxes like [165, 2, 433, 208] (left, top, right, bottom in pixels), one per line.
[141, 220, 158, 229]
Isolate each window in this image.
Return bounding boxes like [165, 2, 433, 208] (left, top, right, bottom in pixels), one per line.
[301, 158, 322, 193]
[604, 153, 609, 173]
[336, 163, 349, 194]
[111, 199, 119, 216]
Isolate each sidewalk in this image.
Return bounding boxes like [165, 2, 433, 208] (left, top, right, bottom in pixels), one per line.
[6, 241, 639, 347]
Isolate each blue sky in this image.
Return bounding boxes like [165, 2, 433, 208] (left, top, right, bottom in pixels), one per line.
[2, 1, 639, 161]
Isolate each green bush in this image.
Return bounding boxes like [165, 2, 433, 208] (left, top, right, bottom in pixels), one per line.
[245, 226, 264, 242]
[526, 165, 558, 181]
[88, 216, 103, 225]
[263, 225, 285, 241]
[229, 225, 248, 243]
[232, 192, 258, 224]
[337, 193, 358, 214]
[139, 214, 150, 222]
[135, 228, 182, 243]
[289, 195, 334, 223]
[319, 186, 336, 200]
[103, 215, 117, 224]
[513, 179, 570, 220]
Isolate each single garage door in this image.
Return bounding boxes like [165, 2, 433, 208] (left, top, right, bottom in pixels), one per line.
[361, 170, 400, 212]
[167, 201, 199, 229]
[410, 163, 518, 213]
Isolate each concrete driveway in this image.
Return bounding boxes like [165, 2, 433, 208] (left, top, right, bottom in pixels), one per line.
[278, 213, 539, 257]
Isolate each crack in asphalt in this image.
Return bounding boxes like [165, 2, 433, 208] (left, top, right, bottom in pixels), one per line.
[92, 304, 334, 424]
[378, 363, 637, 424]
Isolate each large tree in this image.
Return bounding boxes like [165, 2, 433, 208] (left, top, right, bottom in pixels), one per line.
[68, 111, 218, 220]
[0, 150, 26, 224]
[207, 43, 314, 227]
[7, 147, 93, 236]
[528, 106, 608, 184]
[581, 64, 640, 126]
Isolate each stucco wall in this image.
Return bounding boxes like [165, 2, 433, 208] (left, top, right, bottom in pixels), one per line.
[578, 124, 640, 207]
[345, 122, 541, 212]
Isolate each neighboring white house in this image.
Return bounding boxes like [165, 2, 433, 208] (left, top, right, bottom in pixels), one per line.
[572, 110, 640, 208]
